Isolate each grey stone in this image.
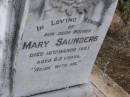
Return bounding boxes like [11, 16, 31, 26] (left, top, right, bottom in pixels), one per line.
[0, 0, 118, 97]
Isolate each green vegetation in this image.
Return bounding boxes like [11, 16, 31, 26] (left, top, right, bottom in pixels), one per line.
[118, 0, 130, 21]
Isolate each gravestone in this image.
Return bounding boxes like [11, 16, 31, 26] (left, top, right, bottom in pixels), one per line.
[29, 84, 96, 97]
[0, 0, 118, 97]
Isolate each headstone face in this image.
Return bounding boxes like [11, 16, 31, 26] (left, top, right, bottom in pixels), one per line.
[10, 0, 118, 97]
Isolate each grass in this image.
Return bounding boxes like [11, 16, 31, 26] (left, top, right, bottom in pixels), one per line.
[118, 0, 130, 21]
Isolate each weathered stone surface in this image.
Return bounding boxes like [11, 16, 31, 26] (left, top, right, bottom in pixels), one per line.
[0, 0, 118, 97]
[28, 83, 96, 97]
[0, 1, 15, 97]
[0, 0, 26, 97]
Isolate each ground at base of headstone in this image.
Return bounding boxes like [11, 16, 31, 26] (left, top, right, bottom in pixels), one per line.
[96, 13, 130, 94]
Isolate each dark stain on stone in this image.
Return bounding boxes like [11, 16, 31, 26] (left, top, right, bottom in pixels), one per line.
[7, 0, 26, 96]
[81, 0, 114, 26]
[29, 0, 45, 18]
[100, 0, 114, 25]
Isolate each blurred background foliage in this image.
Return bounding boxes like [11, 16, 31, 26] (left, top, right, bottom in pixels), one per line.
[118, 0, 130, 21]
